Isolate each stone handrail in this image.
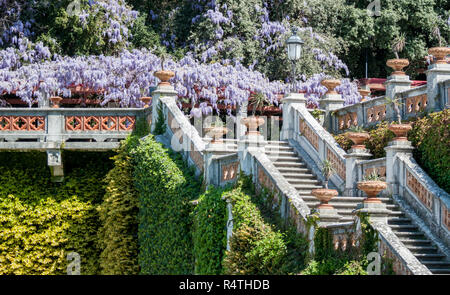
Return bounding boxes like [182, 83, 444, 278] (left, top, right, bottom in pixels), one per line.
[370, 221, 432, 275]
[0, 107, 151, 150]
[292, 104, 347, 192]
[397, 153, 450, 248]
[156, 89, 206, 175]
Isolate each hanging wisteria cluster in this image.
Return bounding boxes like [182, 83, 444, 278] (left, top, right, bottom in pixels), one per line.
[0, 0, 362, 113]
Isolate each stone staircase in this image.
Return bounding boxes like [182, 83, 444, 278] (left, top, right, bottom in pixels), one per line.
[265, 141, 450, 274]
[385, 198, 450, 275]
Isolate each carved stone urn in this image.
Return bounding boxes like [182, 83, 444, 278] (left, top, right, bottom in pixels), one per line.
[346, 132, 370, 149]
[311, 188, 339, 209]
[428, 47, 450, 64]
[208, 126, 229, 144]
[154, 70, 175, 86]
[386, 59, 409, 75]
[357, 181, 387, 203]
[388, 123, 412, 141]
[358, 89, 371, 102]
[241, 116, 265, 136]
[321, 79, 341, 94]
[140, 96, 152, 108]
[50, 96, 62, 108]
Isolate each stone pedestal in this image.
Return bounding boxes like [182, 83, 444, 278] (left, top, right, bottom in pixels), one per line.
[237, 134, 267, 176]
[355, 202, 390, 224]
[151, 84, 177, 133]
[426, 63, 450, 110]
[344, 148, 372, 197]
[236, 100, 249, 140]
[385, 140, 414, 196]
[316, 207, 343, 226]
[319, 94, 344, 131]
[47, 149, 64, 182]
[384, 75, 412, 100]
[280, 92, 306, 140]
[204, 142, 229, 186]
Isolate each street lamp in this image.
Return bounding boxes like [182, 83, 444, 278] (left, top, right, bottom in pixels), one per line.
[286, 27, 304, 87]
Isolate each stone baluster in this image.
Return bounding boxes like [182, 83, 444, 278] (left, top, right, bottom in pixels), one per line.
[320, 79, 344, 132]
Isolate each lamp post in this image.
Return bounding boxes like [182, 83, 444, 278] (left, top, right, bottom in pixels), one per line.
[286, 27, 304, 90]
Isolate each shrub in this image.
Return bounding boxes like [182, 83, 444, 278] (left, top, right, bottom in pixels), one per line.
[409, 109, 450, 193]
[223, 179, 297, 275]
[192, 186, 227, 275]
[133, 135, 201, 274]
[365, 122, 395, 158]
[97, 137, 140, 275]
[0, 151, 112, 275]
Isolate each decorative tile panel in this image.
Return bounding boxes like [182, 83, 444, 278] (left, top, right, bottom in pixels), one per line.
[406, 94, 427, 114]
[338, 112, 358, 130]
[406, 170, 433, 211]
[365, 166, 386, 178]
[221, 162, 238, 182]
[190, 142, 204, 172]
[326, 147, 346, 181]
[379, 239, 412, 275]
[299, 119, 319, 151]
[0, 116, 45, 131]
[65, 116, 135, 131]
[367, 105, 386, 123]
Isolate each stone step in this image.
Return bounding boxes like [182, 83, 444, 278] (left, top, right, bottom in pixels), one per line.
[414, 253, 447, 261]
[428, 269, 450, 274]
[388, 211, 405, 217]
[266, 140, 290, 146]
[265, 150, 297, 157]
[294, 184, 323, 190]
[284, 174, 316, 181]
[400, 239, 434, 247]
[422, 261, 450, 271]
[265, 145, 293, 151]
[304, 202, 361, 209]
[301, 196, 366, 202]
[269, 156, 303, 162]
[273, 162, 307, 168]
[394, 231, 426, 238]
[388, 217, 411, 225]
[388, 224, 419, 231]
[286, 179, 321, 185]
[278, 169, 312, 175]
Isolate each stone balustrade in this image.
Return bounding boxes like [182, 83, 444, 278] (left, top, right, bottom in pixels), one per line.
[396, 153, 450, 248]
[0, 107, 151, 150]
[291, 103, 347, 192]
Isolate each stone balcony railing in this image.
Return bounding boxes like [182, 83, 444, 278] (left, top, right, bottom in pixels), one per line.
[0, 107, 152, 150]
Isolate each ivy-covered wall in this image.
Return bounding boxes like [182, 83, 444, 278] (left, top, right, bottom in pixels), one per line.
[132, 135, 202, 274]
[0, 151, 113, 275]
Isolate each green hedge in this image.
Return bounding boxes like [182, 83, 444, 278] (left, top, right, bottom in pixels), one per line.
[192, 186, 227, 275]
[222, 177, 308, 275]
[409, 110, 450, 193]
[0, 151, 112, 274]
[97, 137, 140, 275]
[133, 135, 202, 274]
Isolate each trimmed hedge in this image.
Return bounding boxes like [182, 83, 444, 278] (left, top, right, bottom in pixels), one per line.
[0, 151, 112, 275]
[192, 186, 227, 275]
[133, 135, 202, 274]
[409, 109, 450, 193]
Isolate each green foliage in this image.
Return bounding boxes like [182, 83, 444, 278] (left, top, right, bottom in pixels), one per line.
[192, 186, 227, 275]
[97, 137, 140, 275]
[409, 109, 450, 193]
[153, 103, 166, 135]
[0, 151, 112, 275]
[223, 176, 308, 275]
[132, 135, 202, 274]
[334, 133, 353, 151]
